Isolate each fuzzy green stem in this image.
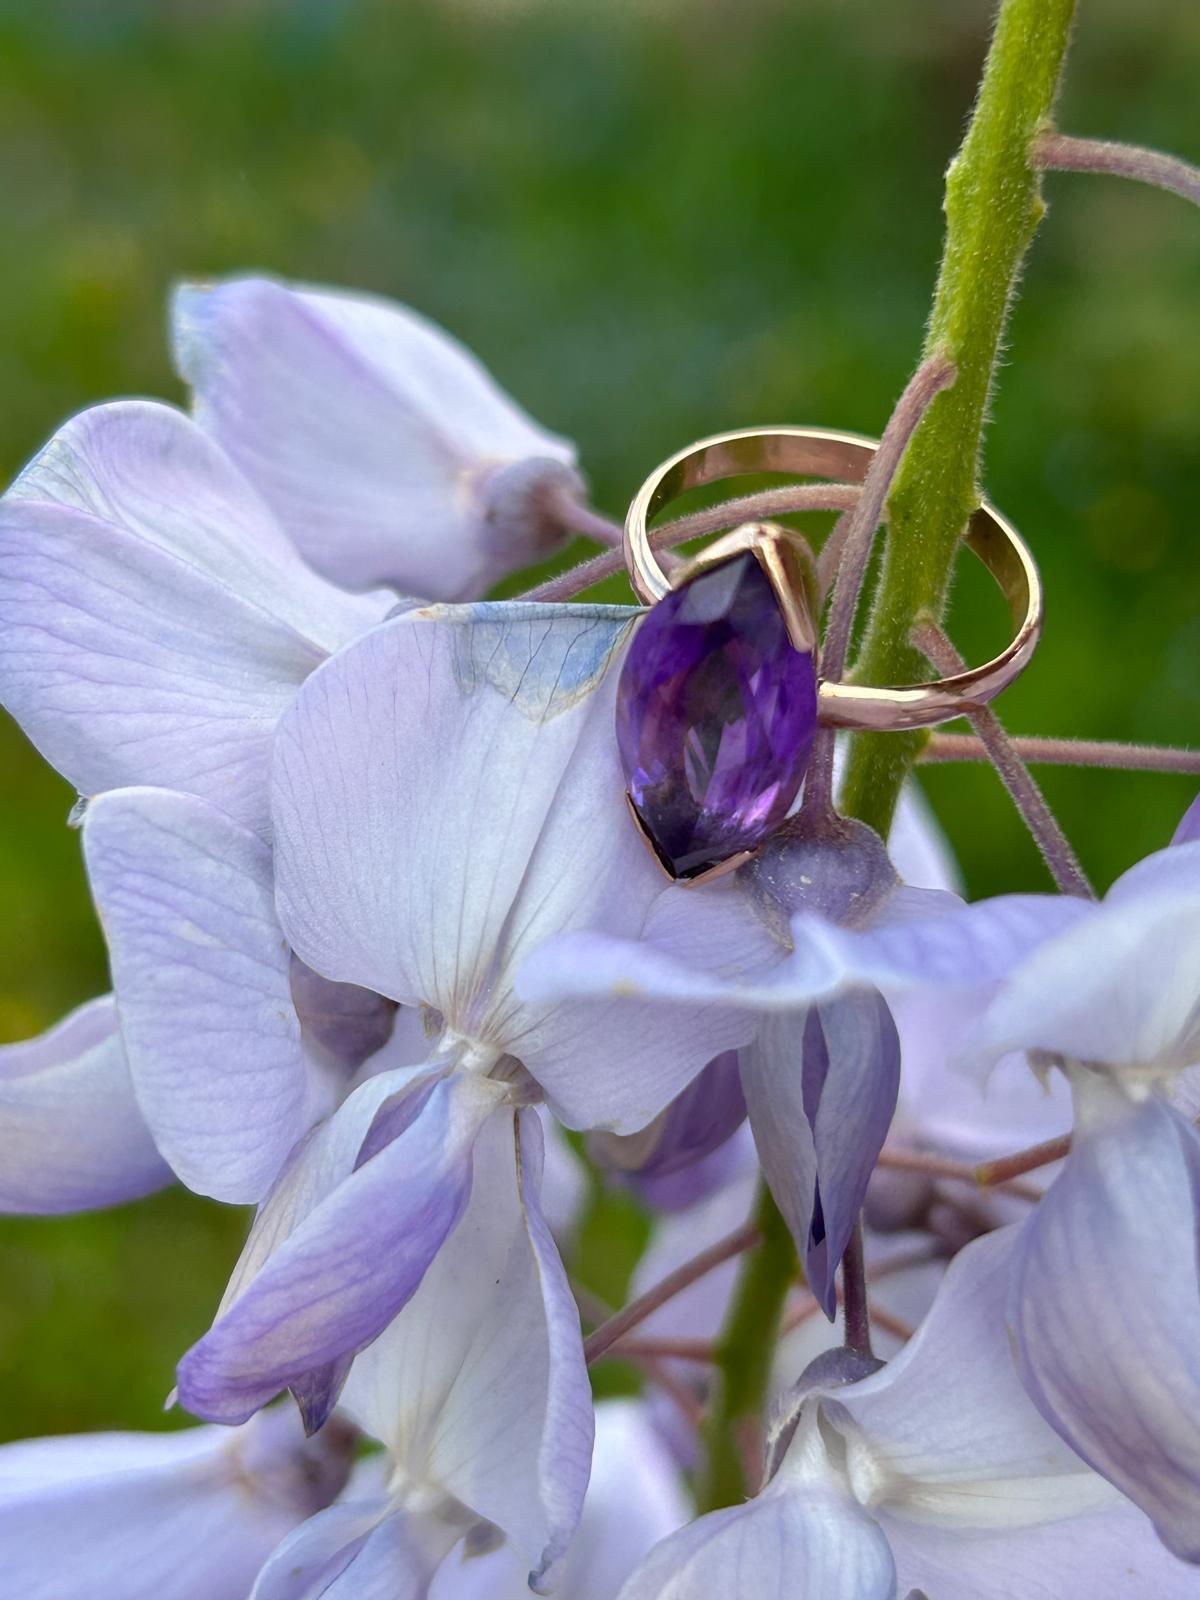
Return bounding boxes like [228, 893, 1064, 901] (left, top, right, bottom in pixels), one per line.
[697, 0, 1077, 1513]
[840, 0, 1077, 836]
[696, 1185, 795, 1511]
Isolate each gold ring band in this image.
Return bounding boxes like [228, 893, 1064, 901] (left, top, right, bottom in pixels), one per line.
[623, 426, 1043, 731]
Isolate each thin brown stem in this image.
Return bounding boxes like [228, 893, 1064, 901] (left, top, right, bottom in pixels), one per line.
[912, 620, 1094, 900]
[1033, 131, 1200, 209]
[781, 1244, 943, 1336]
[840, 1217, 873, 1358]
[975, 1132, 1071, 1187]
[822, 359, 958, 688]
[803, 359, 956, 820]
[921, 733, 1200, 775]
[545, 487, 624, 547]
[875, 1144, 1043, 1202]
[583, 1219, 761, 1366]
[603, 1335, 717, 1364]
[519, 483, 861, 602]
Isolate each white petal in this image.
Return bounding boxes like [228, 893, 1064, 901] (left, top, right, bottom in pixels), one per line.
[832, 1228, 1113, 1528]
[84, 788, 315, 1204]
[616, 1479, 897, 1600]
[341, 1106, 593, 1581]
[174, 276, 577, 598]
[0, 403, 386, 831]
[884, 1500, 1200, 1600]
[1010, 1077, 1200, 1561]
[0, 995, 171, 1213]
[0, 1414, 329, 1600]
[963, 883, 1200, 1080]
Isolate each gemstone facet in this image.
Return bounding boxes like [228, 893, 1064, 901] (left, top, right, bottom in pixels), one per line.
[615, 552, 818, 878]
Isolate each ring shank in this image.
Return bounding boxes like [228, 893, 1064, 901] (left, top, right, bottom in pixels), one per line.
[623, 426, 1043, 732]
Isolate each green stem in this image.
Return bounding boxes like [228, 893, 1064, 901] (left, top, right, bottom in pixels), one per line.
[840, 0, 1077, 837]
[698, 0, 1077, 1512]
[696, 1185, 794, 1511]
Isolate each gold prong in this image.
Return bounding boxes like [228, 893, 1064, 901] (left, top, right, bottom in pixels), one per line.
[666, 521, 819, 660]
[625, 790, 756, 886]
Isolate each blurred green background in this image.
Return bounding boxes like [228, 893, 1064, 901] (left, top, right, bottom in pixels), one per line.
[1, 0, 1197, 1441]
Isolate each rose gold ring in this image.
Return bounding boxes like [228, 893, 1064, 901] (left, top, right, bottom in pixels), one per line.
[623, 425, 1043, 729]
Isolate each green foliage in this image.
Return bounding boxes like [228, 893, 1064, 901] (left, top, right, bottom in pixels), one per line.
[0, 0, 1197, 1441]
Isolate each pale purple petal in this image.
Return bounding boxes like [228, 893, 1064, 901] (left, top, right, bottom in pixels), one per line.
[84, 787, 318, 1203]
[438, 1400, 689, 1600]
[616, 1482, 896, 1600]
[0, 402, 386, 832]
[1172, 794, 1200, 846]
[177, 1068, 502, 1426]
[884, 1501, 1200, 1600]
[1010, 1077, 1200, 1560]
[289, 958, 397, 1075]
[591, 1051, 746, 1210]
[887, 782, 962, 895]
[0, 1409, 349, 1600]
[341, 1106, 593, 1583]
[520, 889, 1087, 1016]
[742, 991, 899, 1317]
[250, 1493, 463, 1600]
[273, 603, 754, 1131]
[273, 604, 642, 1005]
[889, 986, 1071, 1159]
[0, 994, 171, 1213]
[834, 1228, 1106, 1518]
[173, 276, 579, 598]
[962, 877, 1200, 1081]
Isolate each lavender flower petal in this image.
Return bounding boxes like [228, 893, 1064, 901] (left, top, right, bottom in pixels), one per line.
[340, 1107, 594, 1585]
[0, 402, 386, 833]
[250, 1492, 461, 1600]
[742, 991, 900, 1317]
[0, 1409, 351, 1600]
[0, 994, 171, 1214]
[962, 858, 1200, 1081]
[177, 1068, 502, 1427]
[1009, 1077, 1200, 1561]
[84, 787, 317, 1204]
[615, 1484, 897, 1600]
[273, 604, 757, 1132]
[173, 276, 579, 599]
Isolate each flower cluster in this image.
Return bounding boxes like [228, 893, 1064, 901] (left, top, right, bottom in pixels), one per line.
[1, 273, 1198, 1600]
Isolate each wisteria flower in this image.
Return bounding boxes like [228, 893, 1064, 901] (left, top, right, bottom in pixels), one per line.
[173, 274, 583, 599]
[617, 1228, 1198, 1599]
[114, 604, 768, 1436]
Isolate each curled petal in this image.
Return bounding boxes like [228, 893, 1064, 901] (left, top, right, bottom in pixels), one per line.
[963, 870, 1200, 1081]
[742, 990, 900, 1317]
[341, 1107, 593, 1583]
[1009, 1078, 1200, 1561]
[85, 788, 317, 1203]
[173, 276, 579, 598]
[0, 995, 171, 1214]
[177, 1068, 501, 1426]
[520, 889, 1086, 1017]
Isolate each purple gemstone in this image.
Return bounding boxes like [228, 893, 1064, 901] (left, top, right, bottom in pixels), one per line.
[616, 552, 818, 878]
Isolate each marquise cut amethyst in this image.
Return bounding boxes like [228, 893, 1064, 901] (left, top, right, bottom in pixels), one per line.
[615, 552, 818, 878]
